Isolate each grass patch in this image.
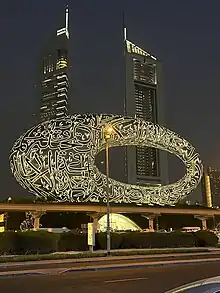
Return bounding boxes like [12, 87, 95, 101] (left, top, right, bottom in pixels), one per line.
[0, 248, 210, 263]
[110, 248, 209, 256]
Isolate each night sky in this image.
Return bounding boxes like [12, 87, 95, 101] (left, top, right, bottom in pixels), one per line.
[0, 0, 218, 201]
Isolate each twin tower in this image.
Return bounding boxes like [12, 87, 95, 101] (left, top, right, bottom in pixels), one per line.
[38, 7, 168, 188]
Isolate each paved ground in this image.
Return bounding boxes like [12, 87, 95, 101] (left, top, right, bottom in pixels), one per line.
[2, 251, 220, 273]
[1, 262, 220, 293]
[1, 250, 220, 272]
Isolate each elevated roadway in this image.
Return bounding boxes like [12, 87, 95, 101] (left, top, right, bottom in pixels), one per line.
[0, 203, 217, 230]
[0, 203, 218, 216]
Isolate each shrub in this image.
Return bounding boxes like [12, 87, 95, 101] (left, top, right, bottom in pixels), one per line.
[195, 230, 218, 247]
[0, 231, 19, 254]
[163, 231, 198, 248]
[96, 232, 123, 249]
[0, 231, 58, 255]
[0, 230, 217, 256]
[120, 232, 197, 249]
[120, 232, 150, 249]
[58, 232, 88, 251]
[17, 231, 59, 254]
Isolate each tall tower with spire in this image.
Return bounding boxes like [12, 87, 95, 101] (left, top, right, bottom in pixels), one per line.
[123, 23, 168, 187]
[39, 6, 70, 122]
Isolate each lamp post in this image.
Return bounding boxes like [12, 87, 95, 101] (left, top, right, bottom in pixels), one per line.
[213, 214, 216, 231]
[5, 197, 12, 231]
[105, 125, 113, 256]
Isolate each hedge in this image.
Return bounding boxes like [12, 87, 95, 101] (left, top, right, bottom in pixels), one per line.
[58, 232, 88, 251]
[96, 231, 218, 250]
[96, 232, 123, 249]
[121, 231, 199, 249]
[97, 231, 198, 249]
[0, 230, 217, 255]
[195, 230, 218, 247]
[0, 231, 59, 255]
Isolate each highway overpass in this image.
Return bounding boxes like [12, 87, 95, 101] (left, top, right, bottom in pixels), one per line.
[0, 203, 218, 231]
[0, 203, 218, 216]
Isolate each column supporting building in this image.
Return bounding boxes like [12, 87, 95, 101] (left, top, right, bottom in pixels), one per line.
[87, 213, 104, 233]
[143, 213, 160, 232]
[194, 215, 212, 230]
[30, 211, 46, 231]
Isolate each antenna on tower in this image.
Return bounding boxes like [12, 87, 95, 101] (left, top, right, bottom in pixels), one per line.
[57, 5, 69, 39]
[65, 5, 69, 34]
[123, 12, 127, 40]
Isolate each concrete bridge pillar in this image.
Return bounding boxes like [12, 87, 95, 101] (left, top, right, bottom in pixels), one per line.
[87, 213, 104, 233]
[194, 215, 211, 230]
[30, 211, 46, 231]
[144, 214, 160, 232]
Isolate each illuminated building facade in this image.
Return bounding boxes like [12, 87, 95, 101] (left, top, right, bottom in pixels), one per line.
[39, 7, 70, 122]
[98, 214, 141, 232]
[202, 167, 220, 207]
[124, 28, 168, 186]
[10, 114, 202, 206]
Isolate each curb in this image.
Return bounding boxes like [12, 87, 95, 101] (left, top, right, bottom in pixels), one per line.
[1, 258, 220, 277]
[0, 272, 45, 278]
[1, 251, 219, 269]
[59, 258, 220, 274]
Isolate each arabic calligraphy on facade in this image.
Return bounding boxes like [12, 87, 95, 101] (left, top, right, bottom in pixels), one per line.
[10, 114, 203, 206]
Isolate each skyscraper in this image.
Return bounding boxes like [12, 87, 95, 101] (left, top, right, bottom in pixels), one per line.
[39, 7, 70, 122]
[124, 27, 168, 186]
[201, 167, 220, 207]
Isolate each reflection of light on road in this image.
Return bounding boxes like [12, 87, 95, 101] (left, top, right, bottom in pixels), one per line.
[104, 277, 148, 283]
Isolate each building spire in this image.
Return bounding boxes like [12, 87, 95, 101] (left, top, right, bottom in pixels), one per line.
[123, 12, 127, 40]
[57, 6, 69, 39]
[65, 5, 69, 35]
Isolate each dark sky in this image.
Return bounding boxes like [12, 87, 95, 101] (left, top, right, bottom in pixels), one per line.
[0, 0, 219, 201]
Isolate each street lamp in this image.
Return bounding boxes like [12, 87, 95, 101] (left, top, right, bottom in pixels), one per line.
[105, 125, 113, 255]
[5, 197, 12, 231]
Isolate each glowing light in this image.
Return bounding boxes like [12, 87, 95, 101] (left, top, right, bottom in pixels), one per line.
[56, 58, 68, 69]
[124, 27, 127, 40]
[0, 227, 5, 233]
[98, 213, 141, 232]
[126, 39, 157, 60]
[105, 125, 114, 139]
[106, 126, 113, 134]
[9, 114, 203, 205]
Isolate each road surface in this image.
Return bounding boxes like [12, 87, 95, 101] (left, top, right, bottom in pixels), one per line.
[1, 262, 220, 293]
